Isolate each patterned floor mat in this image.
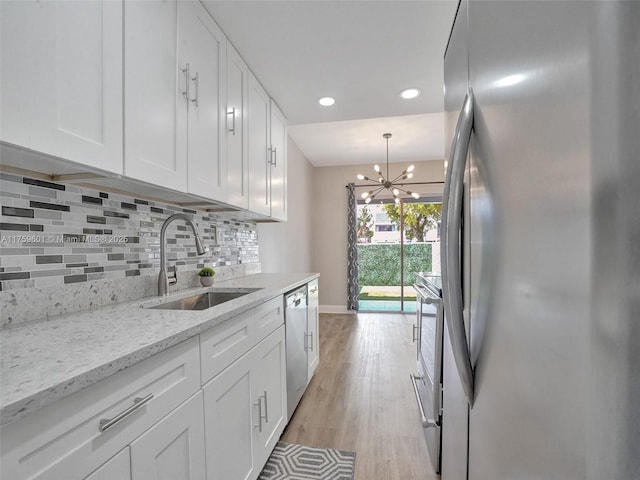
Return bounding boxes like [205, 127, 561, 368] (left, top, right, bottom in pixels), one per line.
[259, 442, 356, 480]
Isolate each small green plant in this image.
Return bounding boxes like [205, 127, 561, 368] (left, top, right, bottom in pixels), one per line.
[198, 267, 215, 277]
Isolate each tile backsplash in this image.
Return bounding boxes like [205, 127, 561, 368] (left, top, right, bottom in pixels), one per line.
[0, 172, 260, 325]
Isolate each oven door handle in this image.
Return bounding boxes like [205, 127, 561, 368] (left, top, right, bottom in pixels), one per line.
[413, 284, 442, 306]
[410, 374, 438, 428]
[441, 90, 475, 407]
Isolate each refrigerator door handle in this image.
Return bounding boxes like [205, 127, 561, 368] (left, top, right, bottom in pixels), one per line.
[442, 90, 475, 406]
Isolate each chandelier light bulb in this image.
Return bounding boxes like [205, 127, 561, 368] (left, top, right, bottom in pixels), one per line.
[411, 191, 420, 199]
[407, 172, 414, 179]
[374, 164, 381, 173]
[357, 174, 365, 180]
[393, 188, 400, 196]
[394, 197, 400, 204]
[365, 197, 372, 204]
[407, 165, 415, 173]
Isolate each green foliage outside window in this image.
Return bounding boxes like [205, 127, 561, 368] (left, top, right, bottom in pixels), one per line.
[383, 203, 442, 242]
[357, 243, 432, 286]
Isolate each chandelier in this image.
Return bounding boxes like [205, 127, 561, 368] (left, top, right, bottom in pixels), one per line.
[357, 133, 420, 204]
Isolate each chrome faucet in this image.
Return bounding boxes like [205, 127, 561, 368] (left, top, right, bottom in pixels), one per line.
[158, 213, 208, 296]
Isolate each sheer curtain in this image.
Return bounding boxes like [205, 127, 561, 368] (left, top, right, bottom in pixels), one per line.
[346, 183, 359, 311]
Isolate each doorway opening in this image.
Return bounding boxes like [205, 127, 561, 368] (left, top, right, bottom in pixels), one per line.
[356, 198, 442, 313]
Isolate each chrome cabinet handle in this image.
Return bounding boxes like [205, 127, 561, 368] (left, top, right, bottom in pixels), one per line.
[304, 332, 309, 351]
[261, 391, 268, 423]
[254, 399, 263, 432]
[441, 90, 475, 406]
[267, 146, 274, 166]
[182, 63, 190, 101]
[191, 71, 199, 107]
[264, 147, 270, 206]
[409, 375, 437, 429]
[309, 332, 314, 352]
[227, 108, 236, 135]
[272, 147, 277, 167]
[99, 393, 154, 433]
[412, 324, 419, 343]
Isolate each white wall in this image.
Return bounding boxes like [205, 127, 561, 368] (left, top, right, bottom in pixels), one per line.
[312, 160, 445, 310]
[258, 137, 314, 273]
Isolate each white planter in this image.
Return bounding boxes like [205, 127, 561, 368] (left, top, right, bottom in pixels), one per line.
[199, 276, 214, 287]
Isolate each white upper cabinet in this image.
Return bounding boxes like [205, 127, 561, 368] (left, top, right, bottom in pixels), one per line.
[247, 73, 288, 220]
[0, 0, 123, 174]
[125, 0, 227, 200]
[124, 0, 186, 191]
[269, 101, 287, 221]
[248, 73, 272, 217]
[226, 42, 250, 210]
[181, 1, 227, 201]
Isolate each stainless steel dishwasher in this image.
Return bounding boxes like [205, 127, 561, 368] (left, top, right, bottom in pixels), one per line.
[285, 286, 308, 420]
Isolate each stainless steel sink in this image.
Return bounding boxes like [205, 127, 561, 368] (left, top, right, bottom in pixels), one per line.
[149, 288, 261, 311]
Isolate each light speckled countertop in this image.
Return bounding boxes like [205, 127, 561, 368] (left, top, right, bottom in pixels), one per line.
[0, 273, 319, 427]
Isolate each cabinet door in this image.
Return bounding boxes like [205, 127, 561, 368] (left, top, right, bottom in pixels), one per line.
[85, 448, 131, 480]
[1, 0, 123, 174]
[307, 281, 320, 379]
[247, 73, 271, 217]
[130, 392, 206, 480]
[226, 42, 249, 209]
[181, 1, 227, 201]
[203, 352, 258, 480]
[124, 0, 188, 191]
[269, 101, 287, 221]
[253, 326, 287, 467]
[1, 1, 33, 147]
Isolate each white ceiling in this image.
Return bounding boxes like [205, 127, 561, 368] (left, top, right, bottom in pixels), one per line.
[203, 0, 459, 167]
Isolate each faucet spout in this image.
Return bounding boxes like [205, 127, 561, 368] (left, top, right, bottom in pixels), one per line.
[158, 213, 209, 296]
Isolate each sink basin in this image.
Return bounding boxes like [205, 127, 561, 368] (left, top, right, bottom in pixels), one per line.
[150, 288, 262, 311]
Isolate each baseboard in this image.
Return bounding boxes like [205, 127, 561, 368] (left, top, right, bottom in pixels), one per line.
[319, 305, 354, 314]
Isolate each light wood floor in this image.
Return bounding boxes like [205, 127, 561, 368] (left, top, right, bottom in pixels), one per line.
[281, 312, 438, 480]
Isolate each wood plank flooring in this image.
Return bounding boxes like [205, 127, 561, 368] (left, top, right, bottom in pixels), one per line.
[281, 312, 438, 480]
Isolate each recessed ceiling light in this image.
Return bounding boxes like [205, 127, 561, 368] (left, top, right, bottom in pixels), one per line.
[318, 97, 335, 106]
[400, 88, 421, 99]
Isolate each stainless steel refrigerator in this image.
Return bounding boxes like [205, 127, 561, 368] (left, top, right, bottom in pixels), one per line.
[440, 1, 640, 479]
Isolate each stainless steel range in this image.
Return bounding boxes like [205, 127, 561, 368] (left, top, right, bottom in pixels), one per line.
[410, 272, 444, 474]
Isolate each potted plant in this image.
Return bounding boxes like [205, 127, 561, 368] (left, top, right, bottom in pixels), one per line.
[198, 267, 215, 287]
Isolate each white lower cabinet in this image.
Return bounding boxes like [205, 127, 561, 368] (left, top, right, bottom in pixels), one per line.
[0, 337, 200, 480]
[253, 327, 287, 468]
[0, 294, 290, 480]
[203, 325, 286, 480]
[84, 448, 131, 480]
[203, 346, 257, 480]
[307, 280, 320, 380]
[131, 392, 206, 480]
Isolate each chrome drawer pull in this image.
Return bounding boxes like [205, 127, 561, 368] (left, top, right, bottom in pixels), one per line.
[227, 108, 236, 134]
[254, 399, 263, 432]
[99, 393, 154, 433]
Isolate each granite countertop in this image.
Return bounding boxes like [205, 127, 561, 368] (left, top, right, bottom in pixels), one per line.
[0, 273, 319, 427]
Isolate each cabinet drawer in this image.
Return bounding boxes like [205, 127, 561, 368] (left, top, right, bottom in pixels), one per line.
[200, 309, 255, 385]
[0, 336, 200, 480]
[254, 296, 284, 342]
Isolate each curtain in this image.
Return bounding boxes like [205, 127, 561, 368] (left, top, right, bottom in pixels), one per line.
[346, 183, 359, 311]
